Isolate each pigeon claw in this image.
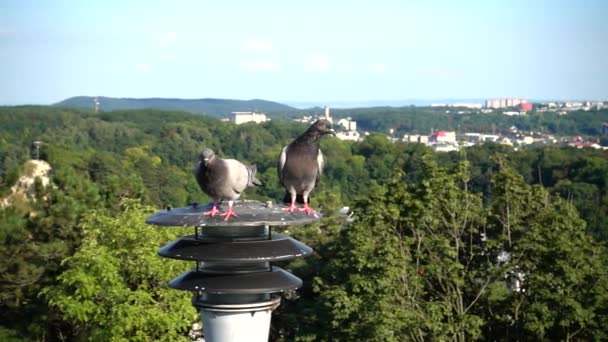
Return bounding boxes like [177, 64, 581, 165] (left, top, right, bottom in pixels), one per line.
[222, 207, 237, 221]
[203, 205, 221, 217]
[298, 204, 316, 216]
[282, 203, 298, 212]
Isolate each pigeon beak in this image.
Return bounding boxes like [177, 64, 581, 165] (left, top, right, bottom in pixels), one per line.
[203, 158, 210, 166]
[329, 129, 336, 136]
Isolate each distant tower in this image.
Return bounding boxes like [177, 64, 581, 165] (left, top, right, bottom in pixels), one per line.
[94, 97, 100, 113]
[324, 106, 330, 121]
[32, 141, 42, 160]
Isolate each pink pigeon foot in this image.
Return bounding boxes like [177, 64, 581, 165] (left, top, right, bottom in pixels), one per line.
[203, 204, 221, 216]
[283, 202, 298, 212]
[222, 207, 237, 221]
[298, 203, 316, 215]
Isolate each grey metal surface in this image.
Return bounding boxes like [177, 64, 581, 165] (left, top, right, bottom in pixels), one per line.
[148, 199, 314, 342]
[199, 225, 269, 240]
[158, 233, 313, 262]
[145, 200, 321, 227]
[194, 296, 281, 312]
[169, 266, 302, 294]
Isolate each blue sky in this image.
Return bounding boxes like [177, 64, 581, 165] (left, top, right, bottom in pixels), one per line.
[1, 0, 607, 106]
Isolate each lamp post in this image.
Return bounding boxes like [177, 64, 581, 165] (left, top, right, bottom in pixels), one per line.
[146, 200, 318, 342]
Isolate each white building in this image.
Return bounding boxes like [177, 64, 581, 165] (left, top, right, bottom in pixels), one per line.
[432, 142, 459, 152]
[336, 131, 361, 141]
[403, 134, 429, 144]
[337, 118, 357, 131]
[430, 131, 456, 143]
[230, 112, 270, 125]
[431, 103, 483, 109]
[517, 136, 534, 145]
[499, 137, 513, 146]
[486, 98, 527, 109]
[481, 134, 500, 142]
[461, 133, 500, 145]
[451, 102, 483, 109]
[464, 133, 481, 144]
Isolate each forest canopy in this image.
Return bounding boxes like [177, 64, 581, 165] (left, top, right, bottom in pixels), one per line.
[1, 105, 608, 341]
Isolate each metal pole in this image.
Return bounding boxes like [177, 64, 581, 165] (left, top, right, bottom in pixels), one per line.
[146, 200, 317, 342]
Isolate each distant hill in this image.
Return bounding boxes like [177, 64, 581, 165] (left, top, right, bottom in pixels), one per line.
[53, 96, 299, 117]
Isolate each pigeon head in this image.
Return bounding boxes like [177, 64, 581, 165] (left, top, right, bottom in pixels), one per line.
[200, 148, 216, 166]
[310, 119, 336, 136]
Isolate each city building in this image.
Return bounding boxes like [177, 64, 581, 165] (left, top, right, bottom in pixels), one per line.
[335, 131, 361, 141]
[499, 137, 513, 146]
[230, 112, 270, 125]
[432, 142, 459, 152]
[431, 102, 483, 109]
[481, 134, 500, 142]
[519, 102, 533, 112]
[337, 118, 357, 131]
[402, 134, 429, 144]
[430, 131, 456, 143]
[452, 102, 483, 109]
[485, 98, 527, 109]
[464, 133, 480, 141]
[518, 136, 534, 145]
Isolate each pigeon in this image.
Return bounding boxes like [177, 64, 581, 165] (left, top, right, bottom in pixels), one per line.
[278, 119, 335, 215]
[194, 148, 262, 220]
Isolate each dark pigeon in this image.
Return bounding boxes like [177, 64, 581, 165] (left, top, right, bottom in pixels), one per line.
[194, 148, 262, 220]
[278, 119, 335, 215]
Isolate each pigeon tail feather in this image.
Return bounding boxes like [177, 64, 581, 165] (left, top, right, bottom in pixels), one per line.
[246, 164, 263, 187]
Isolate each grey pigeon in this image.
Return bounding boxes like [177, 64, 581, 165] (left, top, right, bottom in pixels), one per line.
[278, 119, 335, 215]
[194, 148, 262, 220]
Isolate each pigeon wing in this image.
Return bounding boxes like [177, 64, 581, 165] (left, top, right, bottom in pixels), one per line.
[223, 159, 250, 196]
[194, 161, 203, 187]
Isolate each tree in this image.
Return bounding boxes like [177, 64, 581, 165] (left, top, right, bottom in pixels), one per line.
[482, 159, 608, 341]
[42, 201, 195, 341]
[309, 156, 608, 341]
[0, 161, 102, 340]
[314, 157, 489, 341]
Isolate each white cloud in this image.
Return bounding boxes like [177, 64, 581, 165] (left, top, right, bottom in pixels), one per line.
[159, 31, 177, 48]
[367, 62, 387, 74]
[304, 54, 331, 72]
[135, 63, 153, 73]
[241, 38, 273, 53]
[239, 59, 282, 72]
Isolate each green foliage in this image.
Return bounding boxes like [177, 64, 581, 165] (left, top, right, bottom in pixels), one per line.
[311, 158, 488, 341]
[2, 105, 608, 341]
[42, 201, 194, 341]
[480, 161, 608, 341]
[306, 157, 608, 341]
[0, 161, 103, 339]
